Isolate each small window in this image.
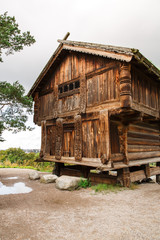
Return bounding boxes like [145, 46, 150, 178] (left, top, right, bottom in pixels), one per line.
[69, 83, 74, 91]
[58, 86, 63, 94]
[75, 81, 80, 89]
[64, 85, 68, 92]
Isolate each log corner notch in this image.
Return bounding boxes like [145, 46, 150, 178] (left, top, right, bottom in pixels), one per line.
[74, 114, 82, 161]
[55, 118, 63, 160]
[119, 63, 132, 108]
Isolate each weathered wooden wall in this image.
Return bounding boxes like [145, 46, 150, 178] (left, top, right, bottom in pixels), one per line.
[36, 52, 120, 122]
[127, 123, 160, 161]
[132, 66, 160, 113]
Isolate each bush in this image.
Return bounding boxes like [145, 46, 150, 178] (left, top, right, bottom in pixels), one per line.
[0, 148, 54, 172]
[78, 178, 91, 189]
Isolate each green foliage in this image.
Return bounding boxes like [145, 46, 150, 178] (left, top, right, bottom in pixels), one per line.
[91, 183, 125, 193]
[0, 148, 54, 172]
[91, 183, 138, 193]
[78, 178, 91, 189]
[0, 12, 35, 62]
[0, 81, 33, 141]
[0, 12, 35, 140]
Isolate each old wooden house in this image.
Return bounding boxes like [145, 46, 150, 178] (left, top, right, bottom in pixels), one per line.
[28, 35, 160, 186]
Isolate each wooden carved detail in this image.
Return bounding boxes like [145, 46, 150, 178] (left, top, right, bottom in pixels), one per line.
[52, 88, 58, 118]
[55, 118, 63, 160]
[40, 120, 46, 158]
[79, 74, 87, 114]
[100, 110, 111, 165]
[118, 125, 129, 165]
[119, 63, 132, 108]
[34, 92, 39, 124]
[74, 115, 82, 161]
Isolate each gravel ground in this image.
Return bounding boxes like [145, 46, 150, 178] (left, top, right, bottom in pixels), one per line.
[0, 168, 160, 240]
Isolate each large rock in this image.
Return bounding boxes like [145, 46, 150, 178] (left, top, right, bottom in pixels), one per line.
[28, 171, 40, 180]
[40, 174, 58, 183]
[56, 175, 82, 190]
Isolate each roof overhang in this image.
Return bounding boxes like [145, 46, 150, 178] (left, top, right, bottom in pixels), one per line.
[28, 39, 160, 97]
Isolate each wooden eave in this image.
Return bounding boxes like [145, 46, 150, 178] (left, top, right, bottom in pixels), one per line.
[28, 39, 160, 97]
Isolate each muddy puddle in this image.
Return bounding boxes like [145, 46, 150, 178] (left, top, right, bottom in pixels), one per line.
[0, 181, 32, 195]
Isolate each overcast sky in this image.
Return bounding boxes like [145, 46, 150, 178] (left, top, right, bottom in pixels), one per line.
[0, 0, 160, 150]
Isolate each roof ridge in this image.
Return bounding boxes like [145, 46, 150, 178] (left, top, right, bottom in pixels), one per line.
[58, 39, 135, 55]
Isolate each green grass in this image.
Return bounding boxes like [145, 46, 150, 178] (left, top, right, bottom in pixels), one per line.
[91, 183, 138, 193]
[78, 178, 91, 189]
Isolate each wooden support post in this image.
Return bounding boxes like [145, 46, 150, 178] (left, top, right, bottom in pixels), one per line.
[74, 115, 82, 161]
[81, 166, 90, 178]
[55, 118, 63, 160]
[100, 110, 111, 165]
[40, 120, 47, 158]
[145, 164, 151, 178]
[119, 63, 132, 108]
[118, 125, 129, 165]
[156, 162, 160, 184]
[79, 74, 87, 114]
[117, 167, 131, 187]
[53, 162, 64, 176]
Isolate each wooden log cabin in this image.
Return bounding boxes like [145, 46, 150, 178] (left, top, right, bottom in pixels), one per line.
[28, 35, 160, 186]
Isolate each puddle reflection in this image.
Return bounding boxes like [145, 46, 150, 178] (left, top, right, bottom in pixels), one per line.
[0, 182, 32, 195]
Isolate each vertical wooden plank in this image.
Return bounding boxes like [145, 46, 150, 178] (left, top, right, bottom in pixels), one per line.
[74, 115, 82, 161]
[79, 74, 87, 113]
[55, 118, 63, 160]
[100, 110, 111, 165]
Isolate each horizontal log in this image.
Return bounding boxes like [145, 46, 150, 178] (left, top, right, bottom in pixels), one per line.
[128, 131, 160, 140]
[128, 137, 160, 145]
[111, 153, 124, 162]
[128, 151, 160, 160]
[130, 170, 146, 182]
[89, 172, 117, 184]
[113, 157, 160, 170]
[43, 154, 112, 170]
[129, 125, 160, 135]
[150, 166, 160, 175]
[128, 145, 160, 152]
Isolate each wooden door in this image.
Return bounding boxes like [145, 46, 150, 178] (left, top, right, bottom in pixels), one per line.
[63, 124, 74, 157]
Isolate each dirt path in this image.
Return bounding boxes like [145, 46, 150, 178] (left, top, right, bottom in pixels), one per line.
[0, 168, 160, 240]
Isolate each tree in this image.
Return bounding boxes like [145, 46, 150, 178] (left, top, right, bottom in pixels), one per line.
[0, 81, 33, 141]
[0, 12, 35, 141]
[0, 12, 35, 62]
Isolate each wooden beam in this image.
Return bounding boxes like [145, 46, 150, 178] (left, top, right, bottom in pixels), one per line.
[55, 118, 63, 160]
[74, 115, 82, 161]
[119, 63, 132, 108]
[100, 110, 111, 165]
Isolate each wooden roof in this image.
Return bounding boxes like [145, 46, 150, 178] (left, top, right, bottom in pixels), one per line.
[28, 39, 160, 97]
